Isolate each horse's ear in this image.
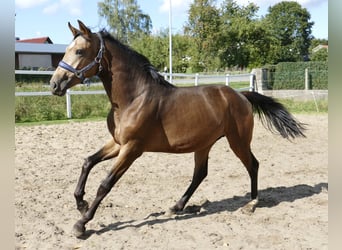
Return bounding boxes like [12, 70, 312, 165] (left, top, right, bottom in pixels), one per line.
[77, 20, 91, 37]
[68, 22, 80, 37]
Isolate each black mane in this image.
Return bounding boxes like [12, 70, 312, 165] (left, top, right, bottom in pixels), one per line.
[100, 30, 175, 89]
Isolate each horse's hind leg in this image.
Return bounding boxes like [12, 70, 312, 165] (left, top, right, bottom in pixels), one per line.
[228, 138, 259, 212]
[74, 139, 120, 215]
[226, 119, 259, 213]
[169, 146, 212, 214]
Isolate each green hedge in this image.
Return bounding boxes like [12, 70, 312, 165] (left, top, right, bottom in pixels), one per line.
[272, 61, 328, 90]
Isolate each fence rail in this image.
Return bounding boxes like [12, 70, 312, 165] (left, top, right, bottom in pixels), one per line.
[15, 70, 255, 118]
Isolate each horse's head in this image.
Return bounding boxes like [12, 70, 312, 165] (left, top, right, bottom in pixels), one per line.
[50, 20, 104, 96]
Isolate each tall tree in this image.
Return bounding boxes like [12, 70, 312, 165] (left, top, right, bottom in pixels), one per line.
[131, 30, 169, 70]
[131, 30, 192, 73]
[184, 0, 221, 72]
[98, 0, 152, 44]
[264, 1, 314, 63]
[219, 1, 270, 69]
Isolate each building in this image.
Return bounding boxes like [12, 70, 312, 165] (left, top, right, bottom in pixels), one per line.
[15, 36, 67, 70]
[16, 37, 54, 44]
[312, 44, 328, 53]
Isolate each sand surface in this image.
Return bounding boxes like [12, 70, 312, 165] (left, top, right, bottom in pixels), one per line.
[15, 114, 328, 249]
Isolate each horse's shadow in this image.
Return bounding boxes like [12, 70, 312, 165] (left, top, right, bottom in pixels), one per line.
[80, 182, 327, 239]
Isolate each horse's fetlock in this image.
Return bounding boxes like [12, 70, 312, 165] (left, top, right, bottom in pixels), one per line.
[74, 190, 85, 199]
[83, 211, 95, 222]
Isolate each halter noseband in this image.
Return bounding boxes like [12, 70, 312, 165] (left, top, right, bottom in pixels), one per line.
[58, 32, 105, 83]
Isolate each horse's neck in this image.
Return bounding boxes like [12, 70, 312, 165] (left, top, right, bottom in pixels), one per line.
[99, 41, 163, 109]
[100, 63, 147, 109]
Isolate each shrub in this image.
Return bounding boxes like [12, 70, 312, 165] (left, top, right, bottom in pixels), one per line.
[272, 61, 328, 90]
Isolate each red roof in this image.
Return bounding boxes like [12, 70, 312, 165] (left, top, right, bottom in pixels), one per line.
[16, 37, 53, 44]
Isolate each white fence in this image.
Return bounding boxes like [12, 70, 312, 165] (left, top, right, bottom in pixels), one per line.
[15, 70, 255, 119]
[162, 72, 255, 89]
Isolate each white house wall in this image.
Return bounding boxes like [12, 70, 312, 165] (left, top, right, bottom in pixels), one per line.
[19, 54, 52, 69]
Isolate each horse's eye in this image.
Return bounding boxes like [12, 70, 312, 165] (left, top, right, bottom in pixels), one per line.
[75, 49, 83, 55]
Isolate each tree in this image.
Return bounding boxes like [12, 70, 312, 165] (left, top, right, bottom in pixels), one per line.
[219, 1, 270, 69]
[264, 1, 314, 63]
[184, 0, 221, 72]
[131, 30, 169, 71]
[171, 34, 192, 73]
[98, 0, 152, 44]
[131, 30, 192, 73]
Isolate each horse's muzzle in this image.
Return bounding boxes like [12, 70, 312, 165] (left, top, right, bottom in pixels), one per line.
[50, 81, 67, 96]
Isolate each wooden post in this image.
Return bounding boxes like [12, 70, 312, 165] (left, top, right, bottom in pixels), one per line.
[305, 68, 310, 90]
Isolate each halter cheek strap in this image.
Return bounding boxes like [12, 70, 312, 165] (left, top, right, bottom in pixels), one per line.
[58, 32, 105, 83]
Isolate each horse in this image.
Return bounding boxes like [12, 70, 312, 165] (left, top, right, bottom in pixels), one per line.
[50, 20, 305, 237]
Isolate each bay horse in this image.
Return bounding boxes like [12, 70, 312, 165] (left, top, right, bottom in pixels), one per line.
[50, 20, 305, 237]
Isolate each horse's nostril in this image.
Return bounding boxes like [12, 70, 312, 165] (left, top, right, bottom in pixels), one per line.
[51, 82, 58, 91]
[50, 82, 61, 95]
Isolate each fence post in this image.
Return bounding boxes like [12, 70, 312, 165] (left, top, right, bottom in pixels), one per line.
[249, 74, 255, 91]
[225, 74, 230, 86]
[305, 68, 310, 90]
[66, 89, 72, 119]
[195, 73, 199, 86]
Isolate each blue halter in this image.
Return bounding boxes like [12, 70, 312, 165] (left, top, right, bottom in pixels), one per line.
[58, 32, 105, 83]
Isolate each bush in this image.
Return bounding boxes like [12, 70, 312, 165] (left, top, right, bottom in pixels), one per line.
[272, 61, 328, 90]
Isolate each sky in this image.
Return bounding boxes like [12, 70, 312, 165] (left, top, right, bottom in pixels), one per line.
[15, 0, 328, 45]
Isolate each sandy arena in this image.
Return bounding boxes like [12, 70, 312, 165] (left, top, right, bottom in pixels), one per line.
[15, 114, 328, 249]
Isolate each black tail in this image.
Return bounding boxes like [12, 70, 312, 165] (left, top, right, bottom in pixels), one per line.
[241, 91, 306, 139]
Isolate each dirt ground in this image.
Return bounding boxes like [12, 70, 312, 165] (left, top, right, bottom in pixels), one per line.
[15, 114, 328, 249]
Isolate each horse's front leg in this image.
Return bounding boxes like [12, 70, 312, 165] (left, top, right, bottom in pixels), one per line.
[74, 139, 120, 215]
[73, 141, 142, 237]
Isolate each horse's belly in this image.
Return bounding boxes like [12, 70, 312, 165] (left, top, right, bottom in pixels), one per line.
[163, 121, 224, 153]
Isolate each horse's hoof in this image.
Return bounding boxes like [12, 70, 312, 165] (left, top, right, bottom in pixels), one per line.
[77, 200, 89, 215]
[241, 198, 258, 214]
[164, 206, 176, 217]
[165, 205, 182, 217]
[72, 222, 86, 238]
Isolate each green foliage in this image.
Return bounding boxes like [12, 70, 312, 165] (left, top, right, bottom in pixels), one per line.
[219, 1, 271, 69]
[98, 0, 152, 44]
[310, 38, 328, 49]
[273, 61, 328, 89]
[16, 67, 53, 83]
[264, 1, 314, 63]
[184, 0, 222, 72]
[131, 32, 169, 70]
[15, 95, 66, 122]
[131, 31, 192, 73]
[15, 84, 111, 123]
[16, 74, 51, 83]
[96, 0, 321, 72]
[15, 94, 111, 123]
[310, 48, 328, 62]
[279, 98, 328, 113]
